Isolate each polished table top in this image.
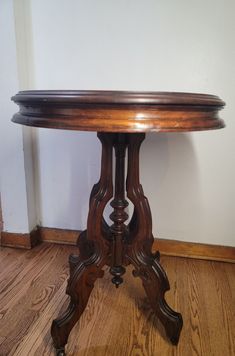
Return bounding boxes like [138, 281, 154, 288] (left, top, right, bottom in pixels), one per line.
[11, 90, 225, 132]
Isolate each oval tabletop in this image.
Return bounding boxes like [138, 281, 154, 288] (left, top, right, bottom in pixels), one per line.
[11, 90, 225, 132]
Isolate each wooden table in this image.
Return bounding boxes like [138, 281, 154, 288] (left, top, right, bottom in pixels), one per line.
[12, 90, 225, 355]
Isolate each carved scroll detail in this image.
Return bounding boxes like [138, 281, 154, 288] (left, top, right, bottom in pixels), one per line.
[126, 133, 183, 344]
[51, 133, 114, 354]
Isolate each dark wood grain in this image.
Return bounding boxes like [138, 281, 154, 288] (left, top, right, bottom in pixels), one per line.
[11, 90, 225, 132]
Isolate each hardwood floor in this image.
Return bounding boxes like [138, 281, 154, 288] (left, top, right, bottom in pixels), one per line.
[0, 243, 234, 356]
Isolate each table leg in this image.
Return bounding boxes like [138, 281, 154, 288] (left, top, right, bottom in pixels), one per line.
[51, 133, 114, 355]
[126, 134, 183, 344]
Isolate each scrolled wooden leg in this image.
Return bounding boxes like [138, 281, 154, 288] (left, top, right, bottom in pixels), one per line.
[51, 251, 105, 353]
[126, 133, 183, 344]
[131, 253, 183, 344]
[51, 132, 114, 353]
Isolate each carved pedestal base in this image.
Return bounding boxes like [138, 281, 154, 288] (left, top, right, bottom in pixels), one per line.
[51, 133, 183, 355]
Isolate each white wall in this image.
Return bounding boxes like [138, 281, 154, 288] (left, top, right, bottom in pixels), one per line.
[0, 0, 30, 233]
[13, 0, 39, 231]
[8, 0, 235, 245]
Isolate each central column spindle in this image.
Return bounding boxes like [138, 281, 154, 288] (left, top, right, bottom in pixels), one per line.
[109, 134, 129, 287]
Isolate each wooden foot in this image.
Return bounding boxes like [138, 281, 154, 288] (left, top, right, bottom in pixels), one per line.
[55, 347, 66, 356]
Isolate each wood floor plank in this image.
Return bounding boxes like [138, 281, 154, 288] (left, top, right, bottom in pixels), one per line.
[0, 243, 234, 356]
[0, 243, 54, 294]
[11, 280, 69, 356]
[0, 247, 23, 273]
[0, 244, 74, 355]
